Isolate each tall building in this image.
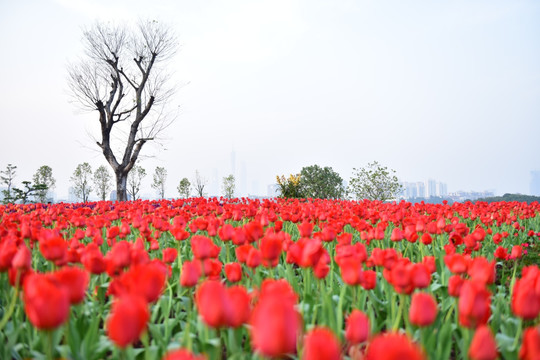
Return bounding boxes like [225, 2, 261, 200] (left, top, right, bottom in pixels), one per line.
[427, 179, 437, 198]
[416, 182, 426, 198]
[402, 182, 418, 199]
[240, 162, 247, 197]
[437, 182, 448, 197]
[531, 171, 540, 196]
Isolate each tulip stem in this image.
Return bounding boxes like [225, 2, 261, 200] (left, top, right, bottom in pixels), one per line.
[391, 295, 404, 331]
[0, 271, 20, 333]
[336, 285, 347, 335]
[46, 330, 54, 360]
[509, 260, 519, 299]
[512, 318, 523, 351]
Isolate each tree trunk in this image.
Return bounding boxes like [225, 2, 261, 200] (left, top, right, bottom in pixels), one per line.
[116, 172, 128, 201]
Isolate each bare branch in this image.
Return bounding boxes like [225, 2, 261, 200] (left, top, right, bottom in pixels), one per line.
[68, 19, 179, 201]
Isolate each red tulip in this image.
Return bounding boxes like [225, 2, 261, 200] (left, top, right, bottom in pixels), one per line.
[225, 262, 242, 283]
[458, 280, 491, 328]
[23, 273, 70, 330]
[53, 266, 89, 304]
[469, 325, 498, 360]
[40, 235, 68, 264]
[162, 247, 178, 264]
[195, 280, 232, 328]
[302, 327, 341, 360]
[180, 260, 201, 287]
[251, 281, 301, 357]
[512, 271, 540, 320]
[107, 294, 149, 348]
[520, 327, 540, 360]
[227, 285, 251, 328]
[409, 292, 438, 327]
[12, 245, 32, 271]
[162, 349, 207, 360]
[345, 309, 370, 344]
[365, 332, 425, 360]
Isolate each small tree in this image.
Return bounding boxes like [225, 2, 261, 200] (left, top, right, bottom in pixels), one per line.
[12, 181, 47, 204]
[276, 174, 303, 198]
[222, 174, 235, 199]
[71, 162, 93, 202]
[193, 170, 207, 197]
[348, 161, 403, 201]
[177, 178, 191, 198]
[127, 164, 146, 200]
[32, 165, 56, 203]
[299, 165, 345, 199]
[151, 166, 167, 199]
[94, 165, 112, 201]
[1, 164, 17, 204]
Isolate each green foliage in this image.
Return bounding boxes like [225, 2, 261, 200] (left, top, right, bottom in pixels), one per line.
[127, 164, 147, 201]
[177, 178, 191, 198]
[12, 181, 47, 204]
[474, 193, 540, 204]
[71, 162, 93, 202]
[32, 165, 55, 203]
[299, 165, 345, 199]
[94, 165, 112, 201]
[1, 164, 17, 204]
[276, 174, 303, 198]
[348, 161, 403, 201]
[222, 174, 235, 199]
[152, 166, 168, 199]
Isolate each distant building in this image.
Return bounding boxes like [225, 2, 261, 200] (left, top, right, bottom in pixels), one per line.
[401, 182, 418, 199]
[437, 182, 448, 197]
[267, 184, 279, 197]
[427, 179, 437, 197]
[531, 171, 540, 196]
[416, 182, 426, 198]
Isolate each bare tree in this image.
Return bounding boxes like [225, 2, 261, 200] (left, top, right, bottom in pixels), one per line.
[68, 20, 178, 201]
[193, 170, 207, 197]
[127, 164, 146, 200]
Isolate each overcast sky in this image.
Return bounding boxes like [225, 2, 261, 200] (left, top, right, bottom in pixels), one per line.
[1, 0, 539, 199]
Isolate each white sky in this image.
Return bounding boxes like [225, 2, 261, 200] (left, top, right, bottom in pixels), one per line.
[1, 0, 539, 199]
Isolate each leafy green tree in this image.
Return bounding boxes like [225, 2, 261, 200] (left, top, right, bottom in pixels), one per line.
[94, 165, 112, 201]
[12, 181, 47, 204]
[299, 165, 345, 199]
[222, 174, 235, 199]
[1, 164, 17, 204]
[152, 166, 167, 199]
[127, 164, 146, 200]
[276, 174, 303, 198]
[177, 178, 191, 198]
[348, 161, 403, 201]
[71, 163, 93, 202]
[32, 165, 56, 203]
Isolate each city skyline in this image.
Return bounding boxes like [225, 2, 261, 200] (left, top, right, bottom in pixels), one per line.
[1, 0, 539, 201]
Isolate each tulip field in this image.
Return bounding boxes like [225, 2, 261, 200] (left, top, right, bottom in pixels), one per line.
[1, 198, 540, 359]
